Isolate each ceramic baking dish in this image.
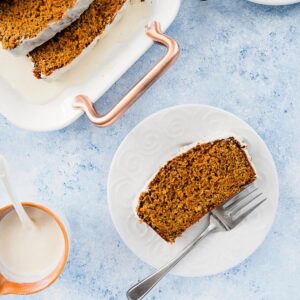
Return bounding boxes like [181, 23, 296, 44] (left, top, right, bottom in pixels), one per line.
[0, 0, 180, 132]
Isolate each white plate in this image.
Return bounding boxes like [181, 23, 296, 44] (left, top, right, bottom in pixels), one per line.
[107, 104, 279, 277]
[247, 0, 299, 5]
[0, 0, 181, 131]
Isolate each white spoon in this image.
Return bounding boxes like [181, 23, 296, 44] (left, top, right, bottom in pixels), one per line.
[0, 156, 34, 228]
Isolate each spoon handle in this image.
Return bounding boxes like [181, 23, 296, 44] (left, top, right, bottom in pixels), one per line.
[0, 156, 33, 227]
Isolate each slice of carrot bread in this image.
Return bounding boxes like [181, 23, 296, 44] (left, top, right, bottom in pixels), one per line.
[29, 0, 128, 79]
[136, 137, 256, 243]
[0, 0, 93, 55]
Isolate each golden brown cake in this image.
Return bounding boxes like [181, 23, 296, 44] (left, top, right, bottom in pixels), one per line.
[136, 137, 256, 243]
[0, 0, 93, 55]
[29, 0, 128, 79]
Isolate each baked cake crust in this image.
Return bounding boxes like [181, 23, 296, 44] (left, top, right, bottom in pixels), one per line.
[29, 0, 127, 79]
[0, 0, 93, 55]
[136, 137, 256, 243]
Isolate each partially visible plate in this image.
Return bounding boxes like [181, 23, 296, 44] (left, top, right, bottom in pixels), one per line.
[247, 0, 300, 5]
[107, 104, 279, 277]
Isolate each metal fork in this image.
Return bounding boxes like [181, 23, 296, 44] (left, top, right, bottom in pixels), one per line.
[127, 184, 266, 300]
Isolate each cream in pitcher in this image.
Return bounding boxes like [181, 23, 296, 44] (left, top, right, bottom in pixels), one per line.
[0, 156, 69, 295]
[0, 206, 65, 283]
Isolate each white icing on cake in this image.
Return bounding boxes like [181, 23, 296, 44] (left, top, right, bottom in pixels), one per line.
[40, 0, 130, 80]
[6, 0, 93, 56]
[132, 134, 256, 219]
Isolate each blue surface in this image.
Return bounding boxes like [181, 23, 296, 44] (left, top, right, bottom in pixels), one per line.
[1, 0, 300, 299]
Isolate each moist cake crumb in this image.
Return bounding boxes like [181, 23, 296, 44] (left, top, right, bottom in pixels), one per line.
[0, 0, 91, 54]
[136, 137, 256, 243]
[29, 0, 127, 79]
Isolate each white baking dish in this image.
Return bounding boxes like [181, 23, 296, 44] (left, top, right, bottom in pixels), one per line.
[0, 0, 181, 131]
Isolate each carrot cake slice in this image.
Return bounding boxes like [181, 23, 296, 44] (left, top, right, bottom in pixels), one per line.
[29, 0, 128, 79]
[0, 0, 93, 55]
[136, 137, 256, 243]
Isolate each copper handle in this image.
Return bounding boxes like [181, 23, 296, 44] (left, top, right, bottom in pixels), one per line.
[73, 21, 180, 127]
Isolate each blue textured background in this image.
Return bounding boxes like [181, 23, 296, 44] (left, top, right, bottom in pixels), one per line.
[1, 0, 300, 299]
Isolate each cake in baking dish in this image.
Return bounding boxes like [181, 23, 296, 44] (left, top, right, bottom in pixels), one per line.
[136, 137, 256, 243]
[29, 0, 128, 79]
[0, 0, 93, 55]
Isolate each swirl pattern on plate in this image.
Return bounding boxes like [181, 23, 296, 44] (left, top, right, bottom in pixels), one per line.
[107, 105, 278, 277]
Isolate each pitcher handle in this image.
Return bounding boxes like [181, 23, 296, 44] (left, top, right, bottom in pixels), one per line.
[0, 274, 8, 295]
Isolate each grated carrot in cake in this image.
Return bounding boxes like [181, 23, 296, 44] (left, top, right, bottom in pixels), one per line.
[0, 0, 93, 55]
[29, 0, 127, 79]
[136, 137, 256, 243]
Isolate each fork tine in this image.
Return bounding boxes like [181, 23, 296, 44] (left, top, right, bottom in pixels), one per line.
[228, 192, 263, 217]
[224, 187, 258, 211]
[231, 198, 267, 227]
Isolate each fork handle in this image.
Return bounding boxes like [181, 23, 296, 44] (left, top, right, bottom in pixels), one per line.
[126, 222, 218, 300]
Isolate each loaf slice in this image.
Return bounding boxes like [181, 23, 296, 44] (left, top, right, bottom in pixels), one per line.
[136, 137, 256, 243]
[0, 0, 93, 55]
[29, 0, 128, 79]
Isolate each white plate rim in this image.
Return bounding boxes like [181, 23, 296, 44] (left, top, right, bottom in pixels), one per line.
[107, 104, 279, 277]
[247, 0, 300, 5]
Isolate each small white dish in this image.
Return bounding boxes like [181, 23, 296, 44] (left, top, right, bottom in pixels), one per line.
[247, 0, 300, 5]
[107, 104, 279, 277]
